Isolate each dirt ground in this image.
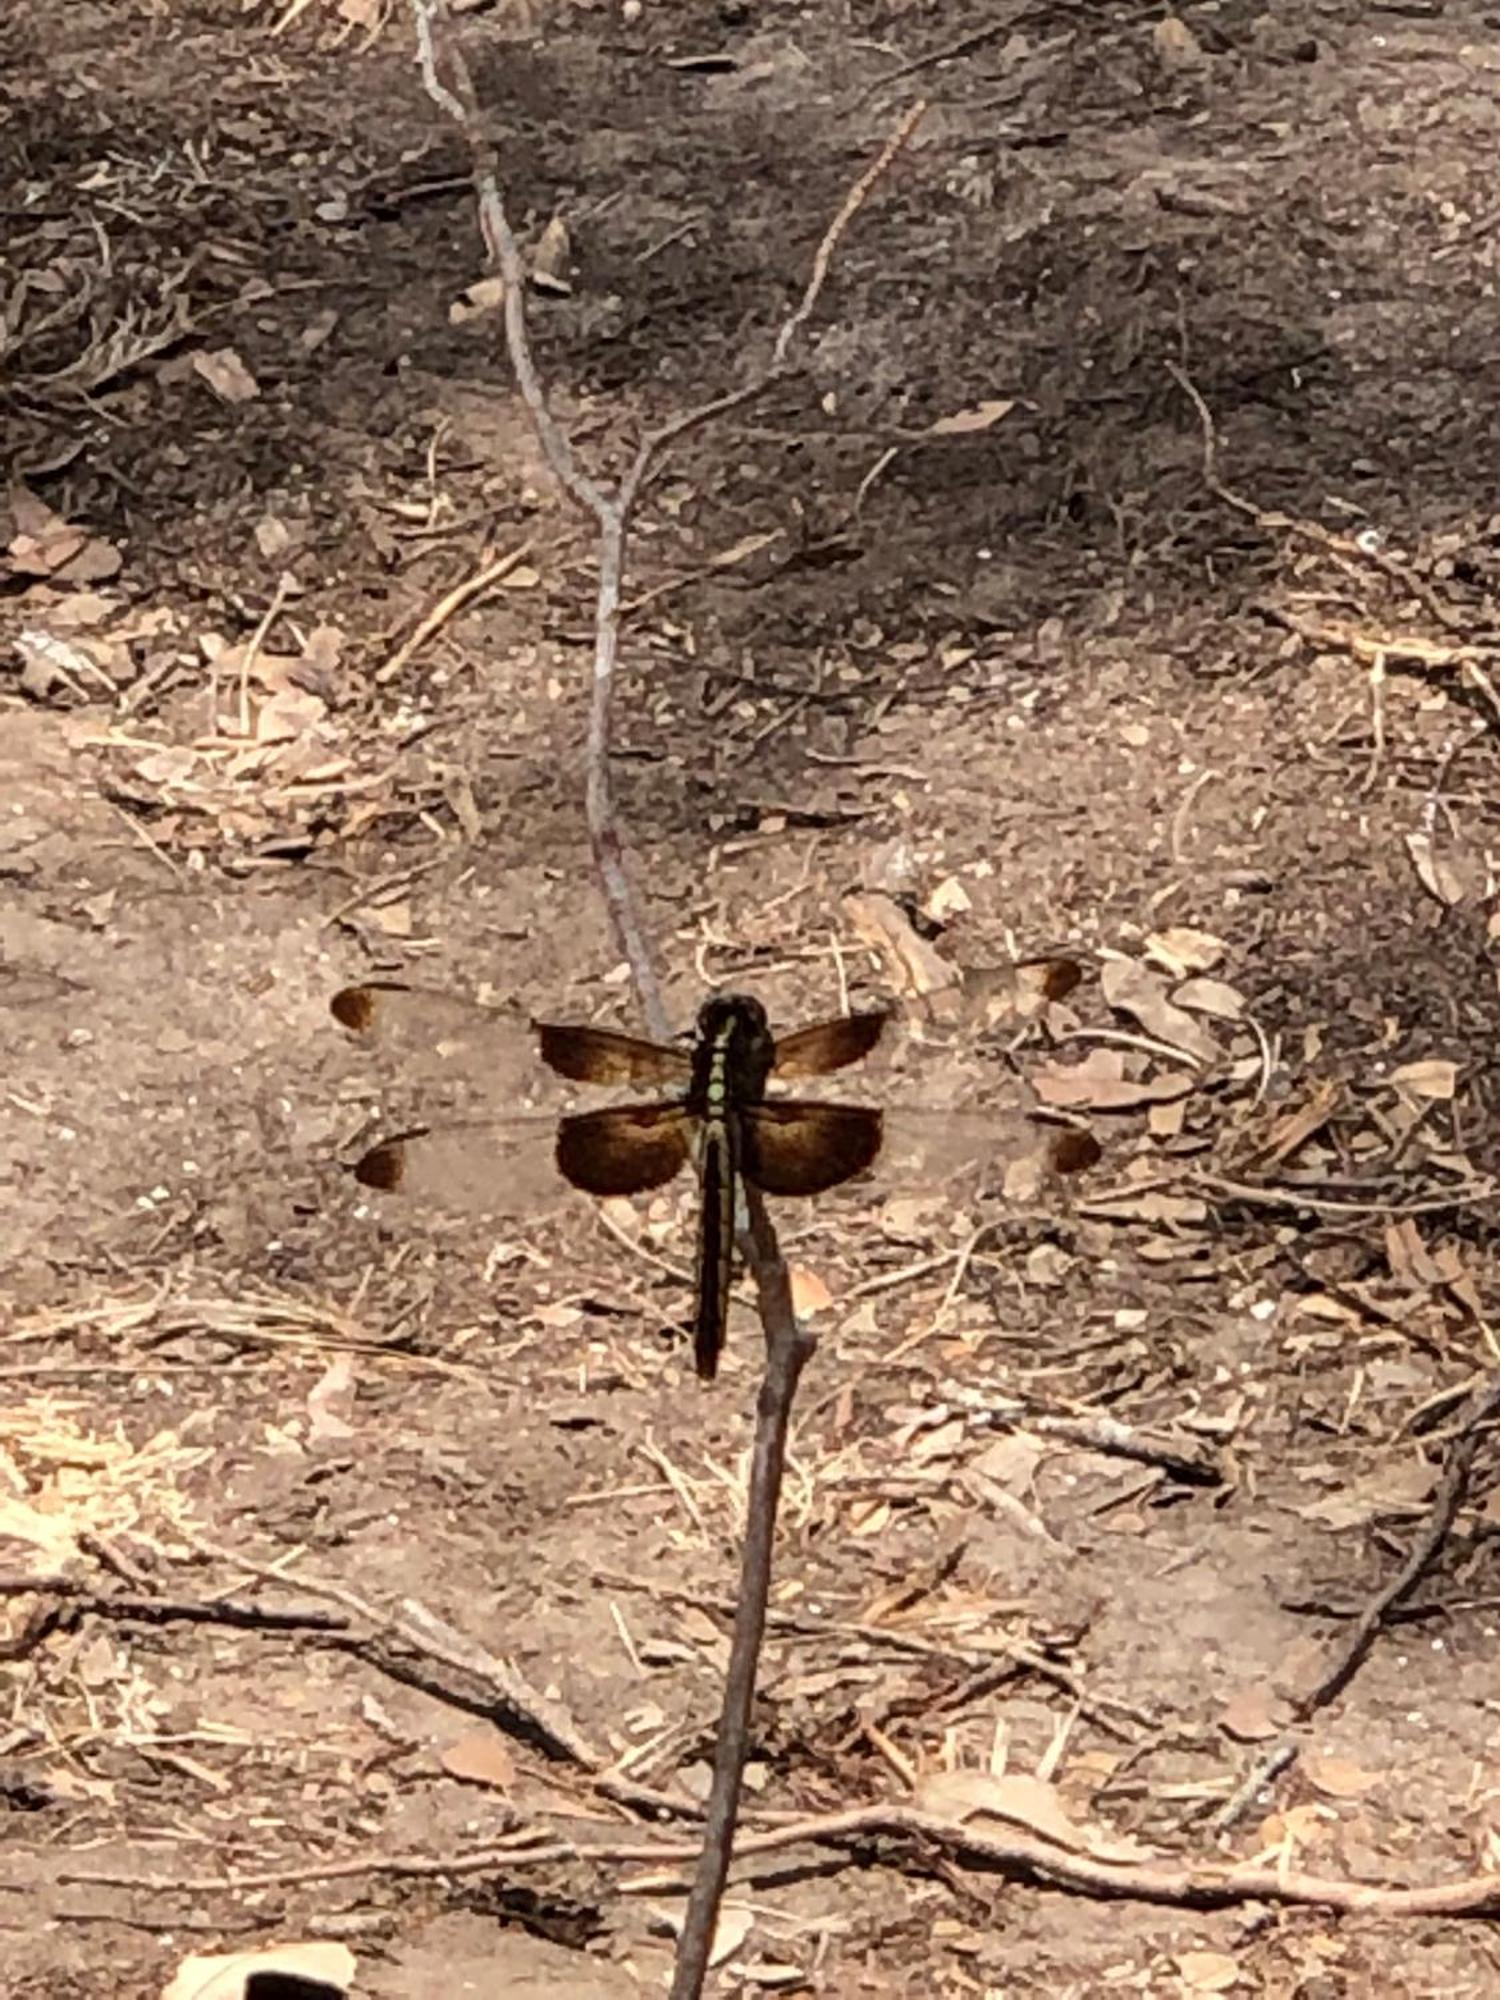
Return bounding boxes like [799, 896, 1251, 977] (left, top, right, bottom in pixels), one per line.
[8, 0, 1500, 1994]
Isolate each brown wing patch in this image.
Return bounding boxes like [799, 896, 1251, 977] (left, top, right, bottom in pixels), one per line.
[537, 1022, 694, 1087]
[555, 1104, 694, 1196]
[351, 1130, 419, 1189]
[770, 1010, 890, 1079]
[1045, 1126, 1102, 1176]
[741, 1101, 884, 1196]
[331, 982, 408, 1035]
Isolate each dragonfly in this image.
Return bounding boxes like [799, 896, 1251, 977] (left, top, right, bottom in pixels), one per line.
[330, 978, 1098, 1381]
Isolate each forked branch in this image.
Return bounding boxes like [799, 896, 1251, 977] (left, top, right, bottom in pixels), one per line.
[409, 7, 925, 1992]
[413, 0, 922, 1036]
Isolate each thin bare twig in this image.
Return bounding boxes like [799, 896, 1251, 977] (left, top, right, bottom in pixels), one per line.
[414, 0, 924, 1032]
[1025, 1412, 1224, 1489]
[1210, 1741, 1298, 1834]
[1168, 360, 1479, 647]
[0, 1573, 343, 1635]
[411, 0, 663, 1028]
[182, 1535, 601, 1768]
[410, 13, 927, 1990]
[375, 539, 535, 684]
[669, 1189, 816, 1998]
[1296, 1372, 1500, 1717]
[66, 1801, 1500, 1919]
[855, 19, 1021, 105]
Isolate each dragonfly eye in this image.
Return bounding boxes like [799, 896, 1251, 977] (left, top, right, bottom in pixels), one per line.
[696, 992, 770, 1039]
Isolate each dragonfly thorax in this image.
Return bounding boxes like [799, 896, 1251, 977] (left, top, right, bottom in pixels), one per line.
[692, 992, 776, 1112]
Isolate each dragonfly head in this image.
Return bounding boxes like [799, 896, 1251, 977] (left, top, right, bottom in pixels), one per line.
[695, 992, 771, 1044]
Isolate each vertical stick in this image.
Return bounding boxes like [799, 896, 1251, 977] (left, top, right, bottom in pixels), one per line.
[668, 1188, 815, 1998]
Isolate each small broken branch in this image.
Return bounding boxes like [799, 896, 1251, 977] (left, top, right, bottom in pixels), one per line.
[1296, 1371, 1500, 1717]
[66, 1800, 1500, 1920]
[182, 1536, 602, 1768]
[375, 539, 536, 684]
[668, 1189, 816, 1999]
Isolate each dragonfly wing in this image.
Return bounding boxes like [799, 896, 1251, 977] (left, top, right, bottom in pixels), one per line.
[347, 1113, 571, 1216]
[538, 1023, 693, 1088]
[555, 1104, 695, 1196]
[331, 981, 543, 1095]
[872, 1103, 1099, 1190]
[770, 1010, 891, 1079]
[742, 1101, 885, 1196]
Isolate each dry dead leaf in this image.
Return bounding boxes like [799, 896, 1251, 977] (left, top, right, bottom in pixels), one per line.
[1101, 959, 1219, 1063]
[1429, 1237, 1483, 1316]
[7, 498, 84, 576]
[305, 1354, 357, 1443]
[1298, 1455, 1436, 1531]
[1390, 1057, 1459, 1101]
[1259, 1801, 1335, 1852]
[7, 483, 58, 539]
[961, 956, 1082, 1027]
[531, 212, 571, 288]
[924, 872, 972, 922]
[788, 1264, 834, 1316]
[161, 1940, 355, 1999]
[299, 306, 340, 352]
[1153, 13, 1207, 66]
[909, 1416, 967, 1464]
[255, 514, 292, 560]
[1405, 829, 1470, 907]
[708, 1902, 754, 1967]
[1302, 1751, 1381, 1801]
[1147, 1097, 1186, 1140]
[48, 589, 118, 628]
[192, 347, 260, 403]
[1218, 1684, 1290, 1744]
[1145, 926, 1227, 976]
[1175, 1951, 1239, 1994]
[360, 900, 413, 939]
[844, 890, 957, 1000]
[929, 398, 1015, 435]
[0, 1492, 80, 1565]
[450, 275, 507, 323]
[54, 534, 122, 584]
[917, 1769, 1080, 1846]
[14, 627, 113, 702]
[1173, 976, 1245, 1021]
[1032, 1049, 1197, 1112]
[1253, 1080, 1344, 1166]
[1384, 1217, 1445, 1292]
[1080, 1187, 1207, 1226]
[970, 1430, 1046, 1497]
[915, 1769, 1155, 1864]
[440, 1728, 516, 1791]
